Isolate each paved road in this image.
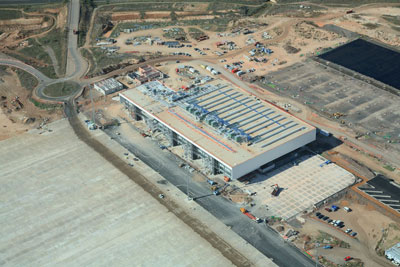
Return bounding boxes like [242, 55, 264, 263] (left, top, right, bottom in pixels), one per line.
[0, 0, 86, 101]
[103, 119, 316, 267]
[0, 55, 62, 101]
[66, 0, 88, 79]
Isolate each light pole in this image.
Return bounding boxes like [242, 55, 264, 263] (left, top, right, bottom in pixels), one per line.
[315, 242, 320, 267]
[175, 183, 192, 201]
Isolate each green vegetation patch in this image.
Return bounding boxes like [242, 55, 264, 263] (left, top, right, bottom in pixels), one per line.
[30, 98, 63, 110]
[79, 0, 96, 47]
[15, 69, 38, 91]
[43, 82, 80, 97]
[278, 0, 399, 5]
[382, 15, 400, 26]
[363, 23, 380, 29]
[188, 27, 205, 39]
[315, 231, 351, 248]
[112, 17, 231, 37]
[110, 3, 174, 12]
[383, 164, 396, 172]
[11, 38, 57, 79]
[81, 48, 96, 77]
[38, 28, 68, 76]
[163, 27, 186, 40]
[391, 26, 400, 32]
[82, 47, 138, 76]
[0, 9, 22, 20]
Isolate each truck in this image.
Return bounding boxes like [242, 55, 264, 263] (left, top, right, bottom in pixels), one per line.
[213, 184, 228, 196]
[271, 184, 280, 196]
[331, 205, 339, 211]
[240, 208, 262, 223]
[344, 206, 352, 212]
[319, 128, 331, 137]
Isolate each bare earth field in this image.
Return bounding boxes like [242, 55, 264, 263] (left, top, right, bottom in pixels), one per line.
[0, 118, 273, 266]
[0, 67, 62, 140]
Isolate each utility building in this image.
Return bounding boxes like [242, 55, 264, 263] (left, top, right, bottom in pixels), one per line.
[120, 81, 316, 179]
[93, 78, 123, 95]
[386, 242, 400, 265]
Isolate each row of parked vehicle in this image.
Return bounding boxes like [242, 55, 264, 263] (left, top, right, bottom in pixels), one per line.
[316, 205, 357, 237]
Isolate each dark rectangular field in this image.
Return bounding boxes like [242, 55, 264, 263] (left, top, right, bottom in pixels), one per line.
[319, 39, 400, 90]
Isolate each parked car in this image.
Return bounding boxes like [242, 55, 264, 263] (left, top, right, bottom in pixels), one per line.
[323, 245, 333, 249]
[327, 219, 333, 223]
[325, 208, 332, 212]
[344, 256, 352, 261]
[344, 206, 352, 212]
[350, 232, 357, 237]
[322, 216, 329, 221]
[345, 229, 352, 234]
[330, 220, 336, 225]
[318, 214, 324, 219]
[316, 212, 321, 217]
[331, 205, 339, 211]
[334, 220, 342, 226]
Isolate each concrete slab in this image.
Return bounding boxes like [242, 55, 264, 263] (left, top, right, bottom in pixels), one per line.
[235, 153, 355, 220]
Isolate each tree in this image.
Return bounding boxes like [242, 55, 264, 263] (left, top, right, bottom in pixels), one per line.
[170, 11, 177, 21]
[140, 11, 145, 20]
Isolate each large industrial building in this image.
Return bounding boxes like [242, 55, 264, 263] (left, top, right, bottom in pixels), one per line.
[120, 81, 316, 179]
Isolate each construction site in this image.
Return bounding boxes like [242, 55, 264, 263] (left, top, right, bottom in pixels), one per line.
[119, 78, 316, 179]
[1, 0, 400, 266]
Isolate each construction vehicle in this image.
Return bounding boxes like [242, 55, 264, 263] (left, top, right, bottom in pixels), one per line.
[196, 35, 209, 42]
[213, 184, 228, 196]
[332, 112, 345, 119]
[11, 96, 23, 109]
[240, 208, 262, 223]
[319, 160, 331, 167]
[271, 184, 280, 196]
[207, 179, 216, 185]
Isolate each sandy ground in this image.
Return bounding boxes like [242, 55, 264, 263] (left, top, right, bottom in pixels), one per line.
[56, 5, 68, 30]
[0, 67, 62, 141]
[107, 17, 284, 56]
[332, 8, 400, 47]
[292, 201, 400, 267]
[107, 15, 346, 77]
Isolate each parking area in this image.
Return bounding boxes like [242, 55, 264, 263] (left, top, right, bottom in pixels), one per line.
[236, 153, 355, 220]
[359, 175, 400, 214]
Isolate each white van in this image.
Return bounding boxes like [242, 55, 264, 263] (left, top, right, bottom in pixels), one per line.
[344, 207, 352, 212]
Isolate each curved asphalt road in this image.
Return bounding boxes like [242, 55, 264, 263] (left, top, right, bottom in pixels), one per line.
[0, 0, 87, 102]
